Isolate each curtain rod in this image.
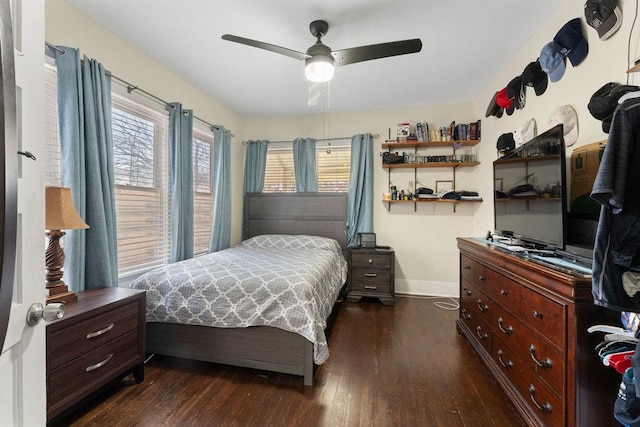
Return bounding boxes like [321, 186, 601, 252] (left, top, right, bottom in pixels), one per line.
[45, 41, 233, 136]
[243, 134, 379, 144]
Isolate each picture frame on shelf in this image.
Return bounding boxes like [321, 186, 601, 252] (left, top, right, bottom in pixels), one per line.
[397, 122, 410, 137]
[436, 180, 454, 193]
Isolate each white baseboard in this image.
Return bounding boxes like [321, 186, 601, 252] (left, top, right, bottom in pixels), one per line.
[395, 278, 459, 298]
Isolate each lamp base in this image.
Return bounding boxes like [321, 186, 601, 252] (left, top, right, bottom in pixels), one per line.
[46, 283, 77, 304]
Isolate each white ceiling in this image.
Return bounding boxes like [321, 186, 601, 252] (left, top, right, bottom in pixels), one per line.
[65, 0, 562, 118]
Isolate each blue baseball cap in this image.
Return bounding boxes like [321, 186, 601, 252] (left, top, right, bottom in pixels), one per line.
[540, 42, 565, 83]
[553, 18, 589, 67]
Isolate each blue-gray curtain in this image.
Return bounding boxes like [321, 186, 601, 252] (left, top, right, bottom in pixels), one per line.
[293, 137, 318, 192]
[208, 126, 232, 252]
[243, 140, 269, 193]
[346, 133, 374, 248]
[167, 102, 194, 262]
[54, 46, 118, 291]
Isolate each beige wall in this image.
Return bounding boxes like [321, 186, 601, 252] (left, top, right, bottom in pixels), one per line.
[45, 0, 246, 244]
[47, 0, 636, 296]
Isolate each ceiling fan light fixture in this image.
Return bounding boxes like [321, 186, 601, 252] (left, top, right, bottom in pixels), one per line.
[305, 55, 335, 82]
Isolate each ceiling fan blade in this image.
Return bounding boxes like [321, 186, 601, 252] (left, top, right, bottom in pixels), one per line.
[331, 39, 422, 66]
[222, 34, 309, 61]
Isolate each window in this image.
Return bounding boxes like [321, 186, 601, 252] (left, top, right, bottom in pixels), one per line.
[44, 62, 215, 279]
[193, 128, 213, 255]
[263, 139, 350, 193]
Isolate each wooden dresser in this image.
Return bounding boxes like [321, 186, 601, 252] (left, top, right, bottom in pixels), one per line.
[46, 287, 146, 422]
[457, 238, 620, 427]
[347, 247, 395, 305]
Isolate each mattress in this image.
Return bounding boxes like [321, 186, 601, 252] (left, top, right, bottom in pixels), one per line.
[130, 234, 347, 364]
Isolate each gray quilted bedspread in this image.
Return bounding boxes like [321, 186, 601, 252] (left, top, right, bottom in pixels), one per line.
[130, 234, 347, 364]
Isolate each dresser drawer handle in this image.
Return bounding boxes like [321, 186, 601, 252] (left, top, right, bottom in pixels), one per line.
[478, 275, 486, 281]
[364, 273, 377, 278]
[496, 349, 513, 368]
[497, 317, 514, 335]
[477, 299, 488, 313]
[529, 344, 553, 368]
[461, 309, 471, 320]
[368, 259, 373, 264]
[463, 265, 471, 270]
[86, 353, 114, 372]
[463, 287, 472, 297]
[500, 289, 508, 296]
[86, 323, 114, 339]
[533, 311, 543, 319]
[364, 285, 377, 290]
[528, 384, 553, 413]
[476, 326, 488, 340]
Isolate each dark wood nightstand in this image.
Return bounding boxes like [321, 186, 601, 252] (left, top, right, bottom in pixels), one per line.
[46, 287, 146, 422]
[346, 247, 395, 305]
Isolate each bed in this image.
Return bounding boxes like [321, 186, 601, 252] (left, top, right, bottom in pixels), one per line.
[130, 192, 348, 386]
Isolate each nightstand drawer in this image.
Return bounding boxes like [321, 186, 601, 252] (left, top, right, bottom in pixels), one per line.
[350, 268, 390, 284]
[48, 300, 139, 370]
[351, 280, 391, 294]
[351, 253, 392, 269]
[48, 331, 140, 412]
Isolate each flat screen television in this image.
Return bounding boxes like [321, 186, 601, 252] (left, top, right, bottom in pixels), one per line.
[493, 124, 568, 251]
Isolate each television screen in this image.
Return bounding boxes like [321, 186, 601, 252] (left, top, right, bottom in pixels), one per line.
[493, 124, 567, 250]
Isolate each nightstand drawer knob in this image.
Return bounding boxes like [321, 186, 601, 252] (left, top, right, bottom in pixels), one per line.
[26, 302, 64, 326]
[368, 259, 373, 264]
[86, 323, 114, 339]
[86, 353, 114, 372]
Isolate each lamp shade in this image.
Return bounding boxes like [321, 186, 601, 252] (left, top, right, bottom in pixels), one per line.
[305, 55, 335, 83]
[45, 186, 89, 230]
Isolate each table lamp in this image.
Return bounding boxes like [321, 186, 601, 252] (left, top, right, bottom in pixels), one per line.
[45, 186, 89, 304]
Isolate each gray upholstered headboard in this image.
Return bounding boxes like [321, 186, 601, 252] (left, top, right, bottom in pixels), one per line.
[244, 192, 348, 250]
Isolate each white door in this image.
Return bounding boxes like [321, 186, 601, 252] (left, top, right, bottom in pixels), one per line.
[0, 0, 47, 426]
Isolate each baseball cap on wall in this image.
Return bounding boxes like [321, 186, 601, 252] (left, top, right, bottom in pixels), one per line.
[540, 42, 566, 83]
[521, 60, 548, 96]
[506, 76, 526, 110]
[514, 118, 537, 147]
[585, 0, 622, 40]
[485, 91, 504, 118]
[496, 132, 515, 154]
[495, 87, 515, 115]
[548, 104, 579, 147]
[553, 18, 589, 67]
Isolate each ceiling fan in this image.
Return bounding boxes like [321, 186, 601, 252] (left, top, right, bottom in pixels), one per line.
[222, 20, 422, 83]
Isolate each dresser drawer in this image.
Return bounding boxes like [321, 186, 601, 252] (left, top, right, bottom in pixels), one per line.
[492, 276, 521, 317]
[460, 254, 474, 283]
[48, 330, 140, 412]
[351, 278, 391, 294]
[494, 335, 564, 427]
[350, 268, 391, 285]
[460, 300, 492, 355]
[473, 262, 507, 300]
[351, 253, 392, 269]
[48, 300, 139, 370]
[494, 305, 565, 396]
[461, 278, 493, 325]
[520, 287, 566, 351]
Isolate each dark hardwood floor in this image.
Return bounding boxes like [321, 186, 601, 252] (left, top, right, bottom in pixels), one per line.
[56, 296, 524, 426]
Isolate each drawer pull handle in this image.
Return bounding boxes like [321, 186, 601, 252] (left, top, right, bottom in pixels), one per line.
[477, 299, 488, 313]
[463, 287, 472, 297]
[463, 265, 471, 270]
[500, 289, 508, 296]
[533, 311, 543, 319]
[86, 323, 114, 339]
[364, 273, 377, 278]
[497, 349, 513, 368]
[528, 384, 553, 413]
[461, 309, 471, 320]
[86, 353, 114, 372]
[478, 275, 486, 281]
[476, 326, 488, 340]
[364, 285, 377, 290]
[497, 317, 514, 335]
[368, 259, 373, 264]
[529, 344, 553, 368]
